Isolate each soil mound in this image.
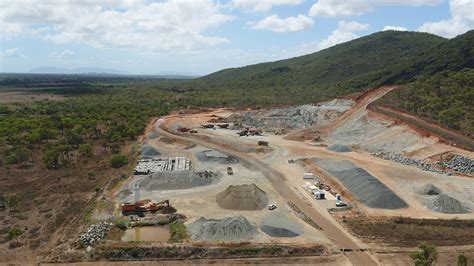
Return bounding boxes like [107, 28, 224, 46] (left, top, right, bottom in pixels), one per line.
[196, 150, 239, 164]
[141, 144, 161, 158]
[315, 159, 408, 209]
[216, 184, 268, 210]
[327, 144, 352, 152]
[187, 216, 257, 241]
[417, 184, 441, 195]
[140, 171, 220, 190]
[429, 194, 468, 214]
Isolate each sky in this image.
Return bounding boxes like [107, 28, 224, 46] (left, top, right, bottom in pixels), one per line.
[0, 0, 473, 75]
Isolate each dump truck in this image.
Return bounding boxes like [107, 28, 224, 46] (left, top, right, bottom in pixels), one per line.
[227, 166, 233, 175]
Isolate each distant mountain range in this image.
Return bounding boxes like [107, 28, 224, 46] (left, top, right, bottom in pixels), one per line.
[29, 67, 129, 75]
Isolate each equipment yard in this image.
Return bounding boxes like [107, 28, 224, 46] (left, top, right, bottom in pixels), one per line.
[74, 87, 473, 265]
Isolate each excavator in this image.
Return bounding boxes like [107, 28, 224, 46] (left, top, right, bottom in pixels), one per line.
[121, 199, 170, 216]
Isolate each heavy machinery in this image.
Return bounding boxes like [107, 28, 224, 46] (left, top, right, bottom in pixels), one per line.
[201, 124, 215, 129]
[121, 199, 170, 216]
[258, 141, 269, 146]
[217, 123, 230, 129]
[177, 127, 190, 133]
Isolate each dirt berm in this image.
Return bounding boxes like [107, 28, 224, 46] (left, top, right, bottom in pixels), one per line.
[187, 216, 257, 241]
[315, 159, 408, 209]
[216, 183, 268, 210]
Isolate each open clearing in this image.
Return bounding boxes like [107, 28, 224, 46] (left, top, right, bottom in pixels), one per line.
[89, 86, 473, 265]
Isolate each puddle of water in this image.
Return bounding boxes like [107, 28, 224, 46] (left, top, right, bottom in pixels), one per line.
[121, 226, 170, 242]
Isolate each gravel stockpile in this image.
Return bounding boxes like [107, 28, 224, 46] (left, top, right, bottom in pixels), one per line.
[438, 155, 474, 174]
[140, 171, 220, 190]
[141, 144, 161, 158]
[216, 184, 268, 210]
[188, 216, 257, 241]
[79, 222, 111, 246]
[327, 144, 352, 152]
[147, 133, 159, 139]
[428, 194, 469, 214]
[315, 159, 408, 209]
[260, 212, 302, 238]
[261, 225, 299, 237]
[372, 151, 448, 174]
[225, 100, 354, 130]
[417, 184, 441, 195]
[196, 150, 239, 164]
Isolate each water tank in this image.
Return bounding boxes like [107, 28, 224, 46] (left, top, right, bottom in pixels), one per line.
[133, 184, 140, 204]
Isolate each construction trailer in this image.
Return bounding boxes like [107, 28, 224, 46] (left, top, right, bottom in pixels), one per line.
[313, 190, 326, 199]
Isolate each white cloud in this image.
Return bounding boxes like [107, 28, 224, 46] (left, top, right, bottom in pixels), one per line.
[309, 0, 442, 17]
[251, 14, 314, 32]
[383, 26, 408, 31]
[274, 20, 370, 59]
[231, 0, 304, 12]
[49, 49, 75, 60]
[317, 21, 369, 50]
[418, 0, 474, 38]
[0, 48, 26, 58]
[0, 0, 234, 52]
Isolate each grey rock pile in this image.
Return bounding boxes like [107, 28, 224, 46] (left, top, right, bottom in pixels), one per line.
[428, 194, 469, 214]
[438, 155, 473, 174]
[225, 100, 354, 130]
[417, 184, 441, 195]
[371, 151, 447, 174]
[187, 216, 257, 241]
[79, 222, 111, 246]
[315, 159, 408, 210]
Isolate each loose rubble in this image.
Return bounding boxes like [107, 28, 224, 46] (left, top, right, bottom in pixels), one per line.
[79, 222, 111, 246]
[225, 100, 354, 132]
[428, 194, 469, 214]
[372, 151, 448, 174]
[187, 216, 257, 241]
[373, 151, 473, 175]
[438, 155, 474, 174]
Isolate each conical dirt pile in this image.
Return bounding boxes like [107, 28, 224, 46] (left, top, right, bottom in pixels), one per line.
[216, 183, 268, 210]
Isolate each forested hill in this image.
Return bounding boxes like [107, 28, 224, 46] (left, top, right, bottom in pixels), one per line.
[191, 30, 473, 95]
